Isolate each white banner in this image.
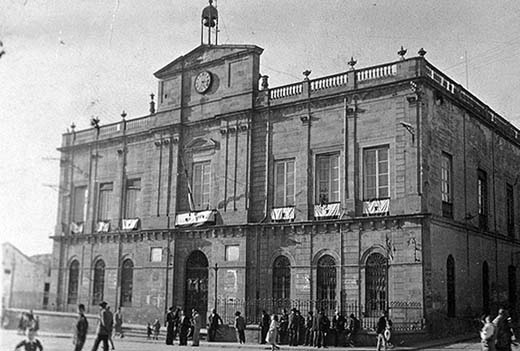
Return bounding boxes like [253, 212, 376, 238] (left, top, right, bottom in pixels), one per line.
[270, 207, 295, 221]
[70, 222, 84, 234]
[96, 221, 110, 233]
[122, 218, 139, 230]
[314, 203, 341, 218]
[362, 199, 390, 215]
[175, 210, 216, 227]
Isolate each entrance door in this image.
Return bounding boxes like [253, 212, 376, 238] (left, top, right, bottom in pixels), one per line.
[184, 251, 208, 321]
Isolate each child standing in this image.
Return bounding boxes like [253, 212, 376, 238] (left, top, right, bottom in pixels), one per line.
[153, 319, 161, 340]
[15, 328, 43, 351]
[146, 323, 152, 340]
[234, 311, 246, 344]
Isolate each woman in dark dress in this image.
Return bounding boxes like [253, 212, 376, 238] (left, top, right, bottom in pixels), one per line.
[165, 307, 176, 345]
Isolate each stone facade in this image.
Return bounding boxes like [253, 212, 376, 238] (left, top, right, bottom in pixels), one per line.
[49, 40, 520, 333]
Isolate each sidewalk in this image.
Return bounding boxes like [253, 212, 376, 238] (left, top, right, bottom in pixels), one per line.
[25, 329, 478, 351]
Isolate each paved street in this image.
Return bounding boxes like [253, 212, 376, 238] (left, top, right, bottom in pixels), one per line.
[2, 329, 480, 351]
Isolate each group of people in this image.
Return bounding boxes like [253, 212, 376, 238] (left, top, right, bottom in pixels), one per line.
[480, 308, 517, 351]
[163, 306, 203, 346]
[14, 310, 43, 351]
[85, 302, 124, 351]
[259, 308, 361, 350]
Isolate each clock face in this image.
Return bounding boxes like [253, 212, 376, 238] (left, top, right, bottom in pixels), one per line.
[195, 71, 212, 94]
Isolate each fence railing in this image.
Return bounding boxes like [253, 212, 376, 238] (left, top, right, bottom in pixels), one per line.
[215, 297, 424, 331]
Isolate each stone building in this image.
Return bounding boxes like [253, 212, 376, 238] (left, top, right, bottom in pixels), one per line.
[50, 2, 520, 332]
[2, 242, 52, 311]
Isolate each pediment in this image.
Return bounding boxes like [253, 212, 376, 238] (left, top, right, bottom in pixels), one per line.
[154, 44, 263, 79]
[185, 137, 220, 152]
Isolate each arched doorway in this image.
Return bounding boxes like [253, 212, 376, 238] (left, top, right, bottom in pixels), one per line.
[365, 253, 388, 316]
[185, 251, 208, 320]
[317, 255, 336, 313]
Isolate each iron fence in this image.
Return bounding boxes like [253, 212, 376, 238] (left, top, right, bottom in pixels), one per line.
[215, 297, 424, 331]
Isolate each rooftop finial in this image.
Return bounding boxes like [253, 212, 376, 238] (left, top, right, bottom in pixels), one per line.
[121, 110, 127, 119]
[398, 46, 407, 60]
[348, 56, 357, 70]
[303, 70, 311, 80]
[418, 48, 427, 57]
[149, 93, 156, 114]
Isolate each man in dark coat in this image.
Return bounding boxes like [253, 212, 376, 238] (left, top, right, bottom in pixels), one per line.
[288, 308, 299, 346]
[494, 308, 516, 351]
[279, 309, 289, 344]
[331, 310, 345, 346]
[207, 308, 223, 342]
[165, 306, 176, 345]
[74, 304, 89, 351]
[315, 310, 330, 348]
[91, 301, 111, 351]
[304, 311, 314, 346]
[260, 310, 271, 344]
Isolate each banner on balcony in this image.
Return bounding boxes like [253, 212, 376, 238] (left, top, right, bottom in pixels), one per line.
[314, 203, 341, 218]
[363, 199, 390, 215]
[270, 207, 295, 221]
[122, 218, 139, 230]
[96, 221, 110, 233]
[70, 222, 84, 234]
[175, 210, 216, 227]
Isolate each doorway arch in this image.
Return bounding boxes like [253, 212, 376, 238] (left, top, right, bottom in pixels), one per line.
[184, 251, 209, 320]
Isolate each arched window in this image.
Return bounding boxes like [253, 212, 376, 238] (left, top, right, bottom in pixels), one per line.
[482, 261, 490, 314]
[317, 255, 336, 314]
[447, 255, 456, 317]
[365, 253, 388, 316]
[508, 265, 517, 309]
[92, 259, 105, 305]
[120, 259, 134, 307]
[67, 260, 80, 305]
[273, 256, 291, 300]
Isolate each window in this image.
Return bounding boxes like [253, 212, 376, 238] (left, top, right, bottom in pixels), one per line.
[482, 261, 490, 315]
[92, 259, 105, 305]
[225, 245, 239, 261]
[67, 260, 79, 305]
[42, 283, 50, 309]
[507, 184, 515, 238]
[447, 255, 456, 317]
[316, 154, 340, 204]
[97, 182, 113, 221]
[317, 255, 336, 314]
[441, 153, 453, 218]
[150, 248, 163, 262]
[72, 186, 87, 224]
[125, 179, 141, 219]
[192, 162, 211, 210]
[364, 146, 389, 200]
[274, 159, 295, 207]
[272, 256, 291, 300]
[120, 259, 134, 307]
[477, 169, 488, 230]
[365, 253, 388, 316]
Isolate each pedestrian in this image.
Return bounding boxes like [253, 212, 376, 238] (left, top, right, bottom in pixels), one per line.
[74, 304, 89, 351]
[267, 314, 280, 351]
[304, 311, 314, 346]
[153, 318, 161, 340]
[345, 313, 361, 347]
[235, 311, 246, 344]
[207, 308, 223, 342]
[260, 310, 271, 345]
[279, 309, 289, 344]
[146, 323, 152, 340]
[191, 308, 201, 346]
[105, 306, 115, 350]
[91, 301, 111, 351]
[332, 310, 345, 346]
[493, 308, 516, 351]
[165, 306, 176, 345]
[297, 310, 306, 346]
[14, 328, 43, 351]
[288, 308, 299, 346]
[315, 309, 329, 348]
[113, 307, 124, 338]
[178, 310, 191, 346]
[376, 311, 389, 351]
[480, 315, 496, 351]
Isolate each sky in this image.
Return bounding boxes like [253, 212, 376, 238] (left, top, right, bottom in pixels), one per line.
[1, 0, 520, 256]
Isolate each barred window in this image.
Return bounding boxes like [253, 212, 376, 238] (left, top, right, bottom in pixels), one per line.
[365, 253, 387, 316]
[193, 162, 211, 210]
[67, 260, 79, 305]
[120, 259, 134, 307]
[92, 259, 105, 305]
[364, 146, 389, 200]
[272, 256, 291, 300]
[316, 154, 340, 204]
[274, 159, 295, 207]
[317, 255, 336, 302]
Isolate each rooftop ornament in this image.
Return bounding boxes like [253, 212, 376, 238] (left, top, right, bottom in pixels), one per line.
[348, 56, 357, 70]
[302, 70, 312, 80]
[121, 110, 127, 120]
[418, 48, 427, 57]
[398, 46, 407, 60]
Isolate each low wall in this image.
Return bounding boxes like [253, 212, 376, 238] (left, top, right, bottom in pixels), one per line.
[2, 308, 98, 335]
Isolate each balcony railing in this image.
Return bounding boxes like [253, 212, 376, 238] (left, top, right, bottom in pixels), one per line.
[362, 198, 390, 216]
